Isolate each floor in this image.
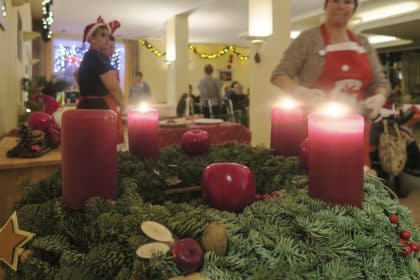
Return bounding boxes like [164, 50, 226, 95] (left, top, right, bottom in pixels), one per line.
[400, 189, 420, 226]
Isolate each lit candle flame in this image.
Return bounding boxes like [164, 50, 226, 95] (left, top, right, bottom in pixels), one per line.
[276, 97, 299, 109]
[320, 102, 349, 117]
[138, 102, 149, 112]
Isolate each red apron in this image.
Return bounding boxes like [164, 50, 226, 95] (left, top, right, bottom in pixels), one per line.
[310, 24, 373, 165]
[77, 94, 124, 144]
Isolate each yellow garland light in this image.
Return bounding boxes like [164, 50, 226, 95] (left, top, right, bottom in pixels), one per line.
[139, 40, 249, 61]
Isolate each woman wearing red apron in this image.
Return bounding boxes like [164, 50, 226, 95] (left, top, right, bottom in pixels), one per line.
[77, 17, 125, 144]
[271, 0, 391, 166]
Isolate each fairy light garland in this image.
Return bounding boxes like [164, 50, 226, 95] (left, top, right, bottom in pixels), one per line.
[139, 40, 166, 57]
[1, 0, 6, 18]
[140, 40, 249, 61]
[41, 0, 53, 42]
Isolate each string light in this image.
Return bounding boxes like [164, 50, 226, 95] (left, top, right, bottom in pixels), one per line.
[53, 43, 123, 73]
[41, 0, 53, 42]
[139, 40, 166, 57]
[1, 0, 6, 17]
[140, 40, 249, 61]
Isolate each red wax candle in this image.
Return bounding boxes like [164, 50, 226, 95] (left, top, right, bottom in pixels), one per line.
[61, 109, 118, 209]
[127, 107, 159, 160]
[270, 99, 305, 156]
[308, 106, 364, 208]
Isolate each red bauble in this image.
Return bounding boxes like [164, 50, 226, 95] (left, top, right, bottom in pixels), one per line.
[182, 129, 209, 156]
[298, 138, 309, 169]
[201, 163, 256, 212]
[388, 214, 399, 224]
[402, 246, 412, 255]
[172, 238, 204, 273]
[409, 242, 419, 253]
[28, 112, 54, 132]
[400, 229, 411, 240]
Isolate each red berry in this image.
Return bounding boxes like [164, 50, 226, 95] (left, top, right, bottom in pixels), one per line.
[270, 191, 281, 198]
[262, 194, 271, 200]
[409, 242, 419, 253]
[255, 194, 262, 201]
[388, 214, 399, 224]
[400, 238, 408, 245]
[402, 246, 412, 255]
[400, 229, 411, 240]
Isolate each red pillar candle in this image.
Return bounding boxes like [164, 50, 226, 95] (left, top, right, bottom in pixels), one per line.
[270, 98, 305, 156]
[308, 103, 364, 208]
[127, 105, 160, 160]
[61, 109, 118, 209]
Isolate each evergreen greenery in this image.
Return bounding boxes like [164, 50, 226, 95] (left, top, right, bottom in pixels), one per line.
[2, 144, 419, 279]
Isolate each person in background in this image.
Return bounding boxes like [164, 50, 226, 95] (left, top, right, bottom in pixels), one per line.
[77, 16, 125, 144]
[176, 84, 200, 117]
[197, 64, 223, 118]
[129, 72, 151, 105]
[271, 0, 390, 166]
[43, 74, 59, 99]
[225, 81, 249, 126]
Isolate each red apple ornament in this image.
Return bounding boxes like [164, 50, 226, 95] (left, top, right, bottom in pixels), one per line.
[182, 129, 210, 155]
[299, 138, 309, 169]
[202, 163, 256, 212]
[172, 238, 204, 273]
[28, 112, 54, 132]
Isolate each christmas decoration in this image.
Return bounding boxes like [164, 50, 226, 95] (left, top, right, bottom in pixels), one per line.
[201, 163, 256, 212]
[201, 223, 228, 257]
[0, 212, 34, 271]
[136, 242, 171, 259]
[140, 221, 175, 245]
[27, 112, 54, 132]
[139, 40, 249, 61]
[6, 125, 58, 158]
[386, 213, 419, 256]
[54, 43, 123, 73]
[182, 130, 209, 156]
[41, 0, 53, 42]
[2, 145, 419, 279]
[389, 214, 399, 224]
[172, 238, 204, 273]
[400, 229, 411, 240]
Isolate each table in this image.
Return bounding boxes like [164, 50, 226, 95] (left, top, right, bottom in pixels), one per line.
[0, 137, 61, 224]
[159, 122, 251, 148]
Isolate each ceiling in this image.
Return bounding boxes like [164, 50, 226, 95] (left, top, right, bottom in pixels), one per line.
[31, 0, 420, 49]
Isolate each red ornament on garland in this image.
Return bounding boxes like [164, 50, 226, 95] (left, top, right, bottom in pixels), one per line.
[402, 246, 412, 255]
[400, 229, 411, 240]
[388, 214, 399, 224]
[409, 242, 419, 253]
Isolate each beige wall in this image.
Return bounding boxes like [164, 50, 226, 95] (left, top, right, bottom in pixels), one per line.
[138, 40, 250, 103]
[0, 0, 32, 137]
